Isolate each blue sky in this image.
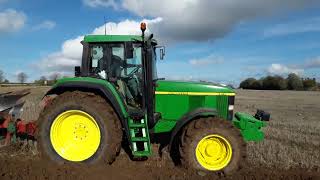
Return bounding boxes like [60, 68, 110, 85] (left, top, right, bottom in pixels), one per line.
[0, 0, 320, 85]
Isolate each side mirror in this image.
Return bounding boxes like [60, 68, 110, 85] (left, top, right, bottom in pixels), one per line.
[148, 33, 154, 40]
[160, 47, 165, 60]
[125, 41, 134, 59]
[75, 66, 81, 77]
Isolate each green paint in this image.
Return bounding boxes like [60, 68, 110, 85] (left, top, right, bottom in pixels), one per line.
[232, 112, 266, 142]
[153, 120, 176, 133]
[156, 80, 234, 93]
[54, 77, 128, 118]
[216, 95, 228, 119]
[84, 35, 142, 43]
[153, 80, 233, 133]
[7, 122, 16, 133]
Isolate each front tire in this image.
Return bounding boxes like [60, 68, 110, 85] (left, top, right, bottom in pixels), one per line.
[179, 117, 246, 175]
[37, 91, 122, 164]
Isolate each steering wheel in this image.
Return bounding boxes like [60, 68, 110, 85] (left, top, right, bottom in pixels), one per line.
[127, 65, 141, 78]
[126, 65, 142, 96]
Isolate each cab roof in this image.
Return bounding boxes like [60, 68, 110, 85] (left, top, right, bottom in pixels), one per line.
[83, 35, 142, 43]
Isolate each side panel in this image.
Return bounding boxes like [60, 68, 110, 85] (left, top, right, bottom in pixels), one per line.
[154, 94, 221, 133]
[153, 80, 234, 133]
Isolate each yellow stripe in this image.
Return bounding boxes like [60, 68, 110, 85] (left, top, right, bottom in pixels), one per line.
[155, 91, 235, 96]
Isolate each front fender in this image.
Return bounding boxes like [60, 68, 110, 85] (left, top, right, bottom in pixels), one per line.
[169, 108, 218, 149]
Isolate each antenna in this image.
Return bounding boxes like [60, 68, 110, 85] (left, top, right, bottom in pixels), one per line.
[104, 16, 106, 35]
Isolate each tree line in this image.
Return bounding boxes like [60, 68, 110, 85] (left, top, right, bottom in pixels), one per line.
[239, 73, 319, 90]
[33, 73, 62, 86]
[0, 69, 63, 85]
[0, 70, 28, 83]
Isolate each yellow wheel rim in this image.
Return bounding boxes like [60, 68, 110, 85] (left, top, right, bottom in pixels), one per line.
[196, 134, 232, 171]
[50, 110, 101, 162]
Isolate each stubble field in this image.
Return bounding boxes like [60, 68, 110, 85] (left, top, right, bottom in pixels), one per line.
[0, 86, 319, 179]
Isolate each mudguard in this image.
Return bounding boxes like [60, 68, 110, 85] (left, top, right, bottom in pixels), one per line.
[43, 77, 130, 137]
[169, 108, 218, 149]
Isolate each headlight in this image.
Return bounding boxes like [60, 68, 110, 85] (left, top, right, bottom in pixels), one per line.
[227, 96, 235, 120]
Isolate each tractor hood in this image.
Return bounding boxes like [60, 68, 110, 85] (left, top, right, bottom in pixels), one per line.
[155, 80, 235, 94]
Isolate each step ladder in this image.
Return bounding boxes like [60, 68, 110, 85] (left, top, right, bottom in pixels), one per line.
[128, 118, 152, 157]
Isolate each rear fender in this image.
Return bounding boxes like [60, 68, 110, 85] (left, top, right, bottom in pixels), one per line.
[43, 80, 129, 137]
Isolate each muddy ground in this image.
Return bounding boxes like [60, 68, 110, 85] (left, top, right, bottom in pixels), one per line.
[0, 87, 320, 180]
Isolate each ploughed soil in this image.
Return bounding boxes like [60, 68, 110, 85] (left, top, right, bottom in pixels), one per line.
[0, 87, 320, 180]
[1, 146, 319, 180]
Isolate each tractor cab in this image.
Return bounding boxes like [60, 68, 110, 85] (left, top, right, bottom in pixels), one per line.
[75, 23, 165, 128]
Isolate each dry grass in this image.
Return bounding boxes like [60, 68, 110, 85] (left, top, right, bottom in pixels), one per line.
[236, 90, 320, 170]
[1, 86, 319, 171]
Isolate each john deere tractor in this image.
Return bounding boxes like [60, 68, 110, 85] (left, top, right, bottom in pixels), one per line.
[38, 23, 269, 175]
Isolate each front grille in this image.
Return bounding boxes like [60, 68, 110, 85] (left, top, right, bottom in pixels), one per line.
[216, 95, 228, 119]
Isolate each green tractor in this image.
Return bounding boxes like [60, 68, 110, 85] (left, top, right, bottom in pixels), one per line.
[38, 23, 269, 175]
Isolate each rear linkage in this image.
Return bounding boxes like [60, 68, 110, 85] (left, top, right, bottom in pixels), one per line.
[0, 89, 38, 155]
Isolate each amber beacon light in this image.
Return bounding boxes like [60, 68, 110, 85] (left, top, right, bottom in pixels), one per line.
[140, 22, 146, 32]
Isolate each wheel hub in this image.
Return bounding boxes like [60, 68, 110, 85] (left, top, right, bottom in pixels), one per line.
[196, 134, 232, 171]
[205, 141, 221, 158]
[50, 110, 101, 162]
[74, 124, 89, 141]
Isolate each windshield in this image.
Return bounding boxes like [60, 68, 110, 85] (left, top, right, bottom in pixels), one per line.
[125, 44, 142, 78]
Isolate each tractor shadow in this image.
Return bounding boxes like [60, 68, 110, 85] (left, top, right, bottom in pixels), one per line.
[121, 132, 182, 165]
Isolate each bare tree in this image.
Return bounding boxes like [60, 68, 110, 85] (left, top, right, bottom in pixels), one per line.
[49, 73, 61, 83]
[34, 76, 47, 85]
[0, 70, 4, 83]
[17, 72, 28, 83]
[49, 73, 60, 80]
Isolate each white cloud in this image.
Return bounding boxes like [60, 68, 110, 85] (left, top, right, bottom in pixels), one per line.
[189, 54, 224, 66]
[267, 63, 304, 75]
[0, 9, 26, 34]
[79, 0, 320, 42]
[34, 36, 84, 75]
[83, 0, 118, 9]
[266, 57, 320, 77]
[303, 57, 320, 69]
[34, 18, 161, 75]
[92, 18, 162, 35]
[80, 0, 320, 42]
[32, 20, 56, 31]
[263, 17, 320, 38]
[120, 0, 319, 42]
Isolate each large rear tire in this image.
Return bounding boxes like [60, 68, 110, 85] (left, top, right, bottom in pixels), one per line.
[37, 91, 122, 164]
[179, 117, 246, 175]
